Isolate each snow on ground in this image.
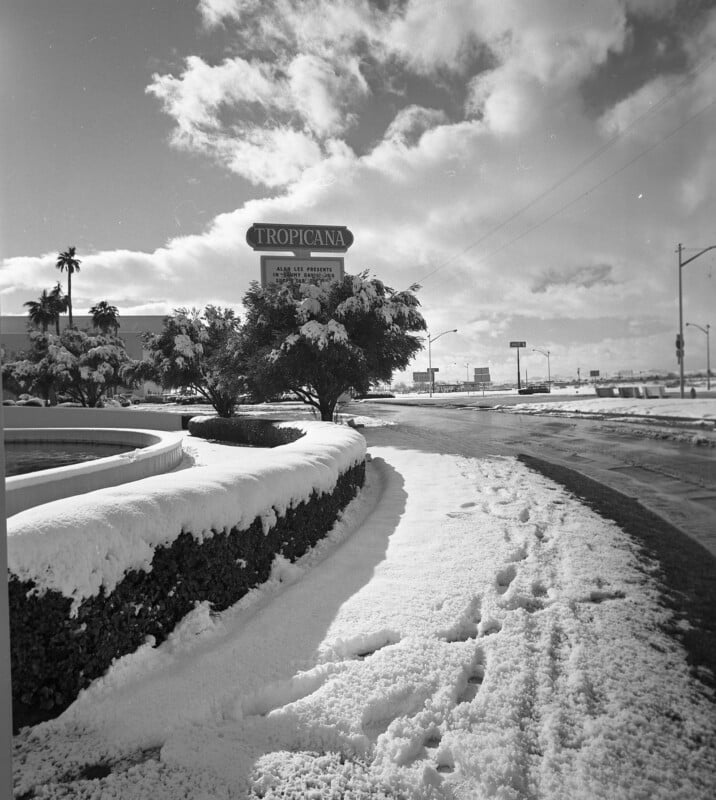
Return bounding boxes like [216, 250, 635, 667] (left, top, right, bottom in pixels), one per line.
[13, 403, 716, 799]
[503, 397, 716, 422]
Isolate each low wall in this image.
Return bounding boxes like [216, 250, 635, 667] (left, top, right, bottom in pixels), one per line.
[5, 428, 184, 517]
[7, 419, 366, 729]
[594, 385, 667, 399]
[3, 405, 185, 431]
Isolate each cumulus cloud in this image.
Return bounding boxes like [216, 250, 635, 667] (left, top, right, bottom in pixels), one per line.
[531, 264, 616, 294]
[4, 0, 716, 381]
[384, 105, 450, 145]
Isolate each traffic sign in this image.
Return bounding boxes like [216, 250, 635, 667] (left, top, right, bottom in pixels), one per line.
[510, 341, 526, 348]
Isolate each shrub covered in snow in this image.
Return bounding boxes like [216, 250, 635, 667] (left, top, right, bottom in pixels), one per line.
[241, 272, 426, 421]
[132, 306, 246, 417]
[188, 415, 305, 447]
[9, 462, 364, 727]
[8, 420, 366, 728]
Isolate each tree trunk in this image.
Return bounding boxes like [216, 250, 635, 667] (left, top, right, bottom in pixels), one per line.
[319, 399, 335, 421]
[67, 272, 73, 328]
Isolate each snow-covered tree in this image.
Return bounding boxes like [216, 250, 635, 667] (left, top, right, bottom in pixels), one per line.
[134, 305, 245, 417]
[2, 329, 134, 406]
[242, 272, 426, 421]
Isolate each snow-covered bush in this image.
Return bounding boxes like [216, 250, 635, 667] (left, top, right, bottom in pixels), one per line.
[241, 272, 426, 420]
[188, 415, 305, 447]
[8, 421, 366, 728]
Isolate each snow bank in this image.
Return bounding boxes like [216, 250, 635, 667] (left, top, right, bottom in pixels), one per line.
[7, 420, 366, 605]
[506, 397, 716, 421]
[13, 450, 715, 799]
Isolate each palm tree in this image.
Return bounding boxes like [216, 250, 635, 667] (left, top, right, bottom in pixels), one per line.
[90, 300, 120, 334]
[49, 282, 68, 334]
[56, 246, 81, 327]
[23, 290, 56, 332]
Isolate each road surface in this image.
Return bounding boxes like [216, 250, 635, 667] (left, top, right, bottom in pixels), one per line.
[347, 398, 716, 557]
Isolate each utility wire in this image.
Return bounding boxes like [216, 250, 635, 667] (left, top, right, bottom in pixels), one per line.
[418, 53, 716, 284]
[474, 96, 716, 268]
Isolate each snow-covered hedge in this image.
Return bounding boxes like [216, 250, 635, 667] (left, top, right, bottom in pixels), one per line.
[187, 415, 306, 447]
[8, 419, 366, 727]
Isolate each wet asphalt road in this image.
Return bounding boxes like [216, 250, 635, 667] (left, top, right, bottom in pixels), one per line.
[347, 398, 716, 557]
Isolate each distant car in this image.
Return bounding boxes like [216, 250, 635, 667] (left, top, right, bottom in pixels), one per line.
[518, 384, 550, 395]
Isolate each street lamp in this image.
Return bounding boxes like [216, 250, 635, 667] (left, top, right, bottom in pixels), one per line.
[678, 244, 716, 398]
[685, 322, 711, 390]
[428, 329, 458, 397]
[532, 348, 551, 388]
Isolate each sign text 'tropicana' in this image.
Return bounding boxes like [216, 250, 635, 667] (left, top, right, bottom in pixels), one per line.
[246, 223, 354, 252]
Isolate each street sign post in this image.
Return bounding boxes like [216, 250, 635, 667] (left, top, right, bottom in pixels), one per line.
[473, 367, 491, 396]
[509, 342, 526, 390]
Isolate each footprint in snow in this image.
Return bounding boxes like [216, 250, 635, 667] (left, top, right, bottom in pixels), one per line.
[478, 619, 502, 637]
[441, 596, 481, 643]
[457, 663, 485, 706]
[496, 564, 517, 594]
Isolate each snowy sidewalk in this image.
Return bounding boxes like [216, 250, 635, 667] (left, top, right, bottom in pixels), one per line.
[14, 447, 716, 799]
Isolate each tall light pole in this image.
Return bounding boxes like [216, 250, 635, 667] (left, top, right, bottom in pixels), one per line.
[532, 348, 551, 388]
[678, 244, 716, 398]
[428, 329, 458, 397]
[686, 322, 711, 390]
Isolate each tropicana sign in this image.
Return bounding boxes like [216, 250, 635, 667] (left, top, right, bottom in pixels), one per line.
[246, 222, 354, 252]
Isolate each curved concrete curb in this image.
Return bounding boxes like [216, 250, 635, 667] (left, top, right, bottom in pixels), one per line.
[5, 428, 184, 517]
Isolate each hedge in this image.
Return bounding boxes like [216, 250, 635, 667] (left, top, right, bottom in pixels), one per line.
[10, 419, 365, 731]
[187, 415, 306, 447]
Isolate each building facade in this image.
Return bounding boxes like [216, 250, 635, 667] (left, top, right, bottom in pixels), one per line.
[0, 315, 166, 360]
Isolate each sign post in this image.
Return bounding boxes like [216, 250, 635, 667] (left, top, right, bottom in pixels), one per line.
[473, 367, 491, 396]
[509, 341, 526, 390]
[428, 367, 439, 396]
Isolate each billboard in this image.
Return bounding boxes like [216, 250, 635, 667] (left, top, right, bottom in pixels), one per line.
[413, 372, 430, 382]
[509, 341, 526, 348]
[260, 256, 344, 287]
[473, 367, 491, 383]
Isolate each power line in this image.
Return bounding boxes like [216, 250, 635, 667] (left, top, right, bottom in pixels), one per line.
[474, 96, 716, 268]
[418, 54, 716, 284]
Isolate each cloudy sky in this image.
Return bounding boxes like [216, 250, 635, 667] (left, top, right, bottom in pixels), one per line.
[2, 0, 715, 383]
